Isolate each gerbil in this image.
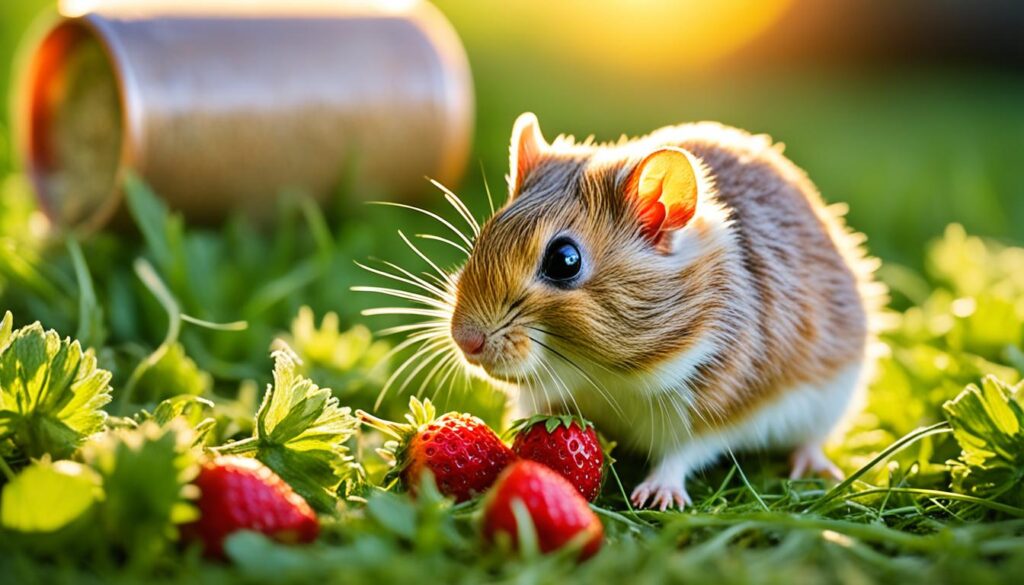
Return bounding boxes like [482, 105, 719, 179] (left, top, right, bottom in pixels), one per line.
[445, 113, 883, 510]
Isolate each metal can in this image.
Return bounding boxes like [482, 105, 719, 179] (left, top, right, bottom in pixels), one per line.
[15, 1, 474, 230]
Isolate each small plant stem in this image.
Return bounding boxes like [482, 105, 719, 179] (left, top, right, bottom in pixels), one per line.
[0, 455, 16, 481]
[355, 409, 406, 440]
[840, 487, 1024, 517]
[806, 421, 952, 514]
[118, 259, 182, 415]
[209, 437, 259, 456]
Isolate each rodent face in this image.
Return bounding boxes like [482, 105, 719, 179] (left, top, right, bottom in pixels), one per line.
[450, 114, 718, 389]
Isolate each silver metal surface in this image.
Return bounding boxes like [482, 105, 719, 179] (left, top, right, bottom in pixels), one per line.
[16, 1, 473, 230]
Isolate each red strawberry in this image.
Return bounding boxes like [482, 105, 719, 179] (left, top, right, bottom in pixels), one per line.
[186, 456, 318, 557]
[510, 415, 605, 501]
[358, 398, 514, 502]
[482, 460, 603, 560]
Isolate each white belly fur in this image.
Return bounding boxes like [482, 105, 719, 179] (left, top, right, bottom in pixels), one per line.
[522, 354, 866, 475]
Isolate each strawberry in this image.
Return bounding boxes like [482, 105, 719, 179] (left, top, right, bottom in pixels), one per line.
[186, 456, 318, 557]
[358, 398, 514, 502]
[482, 460, 604, 560]
[510, 415, 605, 501]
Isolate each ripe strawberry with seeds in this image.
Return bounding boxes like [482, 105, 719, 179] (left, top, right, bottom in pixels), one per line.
[186, 456, 318, 558]
[482, 460, 604, 560]
[510, 415, 605, 501]
[358, 397, 514, 502]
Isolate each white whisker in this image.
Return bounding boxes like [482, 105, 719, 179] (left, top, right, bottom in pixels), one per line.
[351, 286, 450, 310]
[429, 178, 481, 237]
[362, 307, 451, 319]
[399, 341, 452, 396]
[536, 353, 581, 419]
[420, 271, 452, 293]
[375, 321, 449, 338]
[435, 351, 464, 403]
[376, 259, 449, 297]
[398, 231, 458, 290]
[528, 334, 624, 420]
[370, 329, 449, 376]
[418, 349, 458, 398]
[371, 201, 474, 249]
[355, 260, 448, 300]
[376, 336, 450, 409]
[415, 233, 470, 256]
[479, 160, 496, 217]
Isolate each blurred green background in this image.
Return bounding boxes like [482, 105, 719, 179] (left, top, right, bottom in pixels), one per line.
[437, 0, 1024, 270]
[2, 0, 1023, 270]
[1, 0, 1023, 403]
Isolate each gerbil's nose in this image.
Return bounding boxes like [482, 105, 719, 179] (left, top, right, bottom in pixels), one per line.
[452, 324, 486, 356]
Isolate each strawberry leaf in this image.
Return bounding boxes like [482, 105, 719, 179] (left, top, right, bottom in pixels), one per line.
[507, 413, 594, 437]
[132, 342, 212, 406]
[1, 458, 101, 533]
[0, 312, 113, 460]
[277, 306, 390, 404]
[139, 395, 217, 446]
[82, 420, 198, 565]
[943, 375, 1024, 506]
[252, 345, 360, 512]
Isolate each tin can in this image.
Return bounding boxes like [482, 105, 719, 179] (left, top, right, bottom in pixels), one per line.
[15, 1, 474, 230]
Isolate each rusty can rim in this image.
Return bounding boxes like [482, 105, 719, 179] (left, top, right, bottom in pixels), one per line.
[14, 11, 141, 234]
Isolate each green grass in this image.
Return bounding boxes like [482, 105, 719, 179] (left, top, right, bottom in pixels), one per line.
[2, 2, 1024, 584]
[0, 170, 1022, 585]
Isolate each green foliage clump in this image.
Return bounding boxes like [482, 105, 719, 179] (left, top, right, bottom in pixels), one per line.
[216, 346, 361, 512]
[944, 376, 1024, 507]
[81, 421, 199, 566]
[0, 171, 1023, 584]
[0, 311, 112, 460]
[131, 342, 212, 406]
[277, 306, 390, 409]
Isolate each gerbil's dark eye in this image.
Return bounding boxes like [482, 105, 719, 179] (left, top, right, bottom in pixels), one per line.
[541, 237, 582, 285]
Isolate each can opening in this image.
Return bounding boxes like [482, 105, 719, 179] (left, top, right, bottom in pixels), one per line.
[25, 20, 124, 229]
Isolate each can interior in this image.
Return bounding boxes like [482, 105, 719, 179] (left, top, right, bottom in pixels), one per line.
[25, 20, 124, 229]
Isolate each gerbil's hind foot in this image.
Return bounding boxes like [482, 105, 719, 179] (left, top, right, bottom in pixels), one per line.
[789, 443, 844, 481]
[630, 478, 692, 511]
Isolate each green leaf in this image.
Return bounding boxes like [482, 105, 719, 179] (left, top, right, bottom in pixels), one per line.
[82, 420, 198, 565]
[124, 173, 178, 272]
[132, 342, 212, 405]
[150, 394, 215, 427]
[252, 344, 360, 512]
[142, 395, 217, 446]
[0, 311, 14, 354]
[1, 459, 100, 533]
[507, 413, 594, 438]
[225, 531, 312, 578]
[0, 318, 113, 459]
[277, 306, 390, 407]
[366, 490, 418, 540]
[66, 238, 106, 349]
[943, 376, 1024, 506]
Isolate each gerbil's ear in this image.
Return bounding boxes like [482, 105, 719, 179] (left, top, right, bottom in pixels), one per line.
[624, 147, 699, 246]
[508, 112, 548, 197]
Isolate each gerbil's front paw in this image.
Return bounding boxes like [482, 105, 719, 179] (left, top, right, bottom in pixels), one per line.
[789, 444, 844, 481]
[630, 479, 692, 511]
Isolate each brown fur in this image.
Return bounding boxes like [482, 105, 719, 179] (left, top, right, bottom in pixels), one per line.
[451, 117, 881, 440]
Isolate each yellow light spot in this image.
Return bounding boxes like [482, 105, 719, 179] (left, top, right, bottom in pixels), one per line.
[821, 529, 853, 547]
[442, 0, 795, 74]
[951, 297, 977, 318]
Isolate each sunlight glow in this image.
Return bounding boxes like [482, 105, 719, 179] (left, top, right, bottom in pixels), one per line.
[60, 0, 419, 17]
[60, 0, 792, 73]
[440, 0, 795, 73]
